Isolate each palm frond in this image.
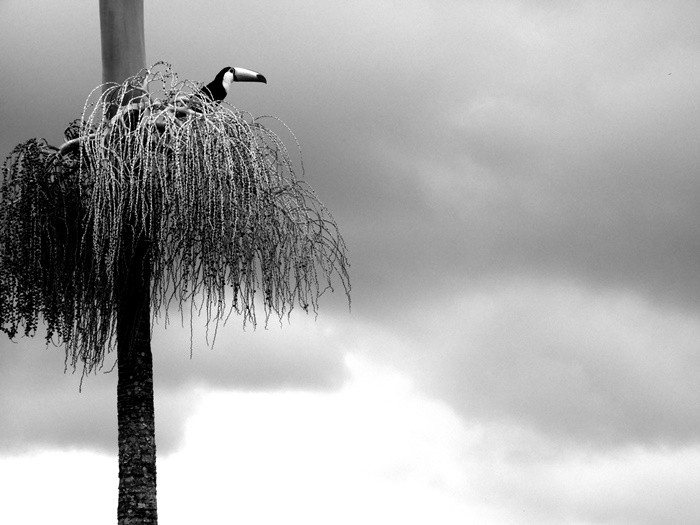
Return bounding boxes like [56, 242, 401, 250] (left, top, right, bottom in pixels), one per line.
[0, 62, 350, 372]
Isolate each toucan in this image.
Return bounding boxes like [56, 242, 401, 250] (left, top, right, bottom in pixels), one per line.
[198, 66, 267, 102]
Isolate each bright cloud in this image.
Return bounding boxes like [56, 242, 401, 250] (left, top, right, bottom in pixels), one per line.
[383, 279, 700, 447]
[4, 356, 700, 524]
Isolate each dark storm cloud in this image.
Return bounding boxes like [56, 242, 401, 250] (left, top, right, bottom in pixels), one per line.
[297, 0, 700, 314]
[368, 280, 700, 448]
[3, 1, 699, 312]
[0, 1, 101, 154]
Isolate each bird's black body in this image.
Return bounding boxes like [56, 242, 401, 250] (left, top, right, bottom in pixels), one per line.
[199, 67, 232, 102]
[198, 66, 267, 103]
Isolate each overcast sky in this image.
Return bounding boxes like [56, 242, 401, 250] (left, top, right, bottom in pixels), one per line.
[2, 1, 700, 523]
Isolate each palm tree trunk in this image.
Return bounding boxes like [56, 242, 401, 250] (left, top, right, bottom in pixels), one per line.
[116, 229, 157, 524]
[98, 1, 156, 523]
[99, 0, 145, 86]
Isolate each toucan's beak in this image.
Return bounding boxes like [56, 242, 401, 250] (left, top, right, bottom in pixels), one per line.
[232, 67, 267, 83]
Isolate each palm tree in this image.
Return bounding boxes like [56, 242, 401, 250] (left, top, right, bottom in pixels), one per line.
[0, 2, 350, 524]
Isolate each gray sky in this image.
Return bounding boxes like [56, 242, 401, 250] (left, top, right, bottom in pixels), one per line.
[2, 0, 700, 523]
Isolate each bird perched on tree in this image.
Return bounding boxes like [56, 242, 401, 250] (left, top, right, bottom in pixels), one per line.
[198, 66, 267, 102]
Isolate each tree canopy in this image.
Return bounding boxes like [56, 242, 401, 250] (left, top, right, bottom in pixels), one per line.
[0, 62, 350, 373]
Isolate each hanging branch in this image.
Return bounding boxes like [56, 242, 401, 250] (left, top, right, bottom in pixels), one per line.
[0, 62, 350, 373]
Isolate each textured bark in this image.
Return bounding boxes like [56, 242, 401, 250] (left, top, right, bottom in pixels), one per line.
[116, 228, 157, 525]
